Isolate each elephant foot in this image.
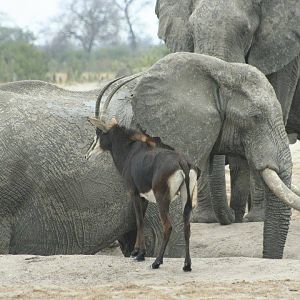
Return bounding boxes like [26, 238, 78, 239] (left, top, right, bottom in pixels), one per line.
[191, 208, 218, 223]
[216, 208, 235, 225]
[151, 258, 163, 269]
[243, 209, 265, 222]
[234, 211, 245, 223]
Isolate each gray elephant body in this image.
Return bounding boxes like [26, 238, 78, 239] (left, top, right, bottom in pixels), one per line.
[128, 52, 294, 259]
[0, 81, 184, 256]
[156, 0, 300, 223]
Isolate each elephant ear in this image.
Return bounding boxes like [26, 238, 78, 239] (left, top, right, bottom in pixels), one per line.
[131, 53, 223, 162]
[155, 0, 194, 52]
[248, 0, 300, 75]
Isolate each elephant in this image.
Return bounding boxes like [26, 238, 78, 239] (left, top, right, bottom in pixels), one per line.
[0, 80, 185, 257]
[155, 0, 300, 223]
[124, 52, 300, 259]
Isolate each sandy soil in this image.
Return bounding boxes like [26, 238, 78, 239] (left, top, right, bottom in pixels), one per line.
[0, 255, 299, 299]
[1, 82, 299, 299]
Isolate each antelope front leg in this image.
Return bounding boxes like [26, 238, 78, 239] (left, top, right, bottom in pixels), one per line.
[131, 193, 146, 261]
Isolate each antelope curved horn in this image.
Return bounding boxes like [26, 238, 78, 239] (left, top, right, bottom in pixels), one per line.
[95, 76, 126, 118]
[261, 168, 300, 211]
[101, 72, 143, 117]
[87, 116, 108, 132]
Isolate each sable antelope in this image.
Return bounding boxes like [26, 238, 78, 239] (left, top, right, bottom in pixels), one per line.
[86, 76, 200, 271]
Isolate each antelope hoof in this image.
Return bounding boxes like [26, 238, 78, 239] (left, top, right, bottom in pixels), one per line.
[130, 248, 139, 258]
[134, 250, 145, 261]
[151, 259, 163, 269]
[183, 263, 192, 272]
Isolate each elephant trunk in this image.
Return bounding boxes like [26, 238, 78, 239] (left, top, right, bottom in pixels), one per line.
[247, 117, 296, 258]
[259, 136, 294, 258]
[262, 169, 292, 259]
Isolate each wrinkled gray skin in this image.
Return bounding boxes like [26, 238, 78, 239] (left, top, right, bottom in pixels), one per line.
[242, 77, 300, 223]
[156, 0, 300, 223]
[287, 80, 300, 140]
[0, 80, 185, 257]
[130, 52, 294, 259]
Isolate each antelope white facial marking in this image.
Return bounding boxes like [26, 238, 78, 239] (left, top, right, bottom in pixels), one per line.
[85, 135, 103, 160]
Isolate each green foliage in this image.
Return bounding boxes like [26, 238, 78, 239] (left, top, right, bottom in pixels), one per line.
[96, 44, 170, 73]
[0, 27, 49, 82]
[0, 24, 168, 83]
[0, 27, 34, 44]
[47, 44, 169, 81]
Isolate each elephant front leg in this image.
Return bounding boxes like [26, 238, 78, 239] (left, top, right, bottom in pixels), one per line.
[228, 156, 250, 222]
[244, 171, 266, 222]
[209, 155, 235, 225]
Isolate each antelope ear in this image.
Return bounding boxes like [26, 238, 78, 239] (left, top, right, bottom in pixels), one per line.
[248, 0, 300, 74]
[87, 117, 103, 128]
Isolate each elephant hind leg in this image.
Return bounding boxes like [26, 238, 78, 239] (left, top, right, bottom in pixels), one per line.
[244, 171, 266, 222]
[228, 157, 250, 223]
[210, 155, 235, 225]
[191, 171, 218, 223]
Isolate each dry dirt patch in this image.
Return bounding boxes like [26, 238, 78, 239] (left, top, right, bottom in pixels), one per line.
[0, 218, 299, 300]
[0, 255, 299, 299]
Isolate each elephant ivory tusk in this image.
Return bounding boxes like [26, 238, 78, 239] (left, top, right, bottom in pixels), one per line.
[291, 184, 300, 197]
[261, 168, 300, 211]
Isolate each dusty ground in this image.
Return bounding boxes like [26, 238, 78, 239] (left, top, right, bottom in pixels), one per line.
[0, 255, 299, 299]
[1, 82, 299, 299]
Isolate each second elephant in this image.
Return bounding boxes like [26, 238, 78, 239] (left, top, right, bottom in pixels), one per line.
[104, 52, 300, 259]
[156, 0, 300, 223]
